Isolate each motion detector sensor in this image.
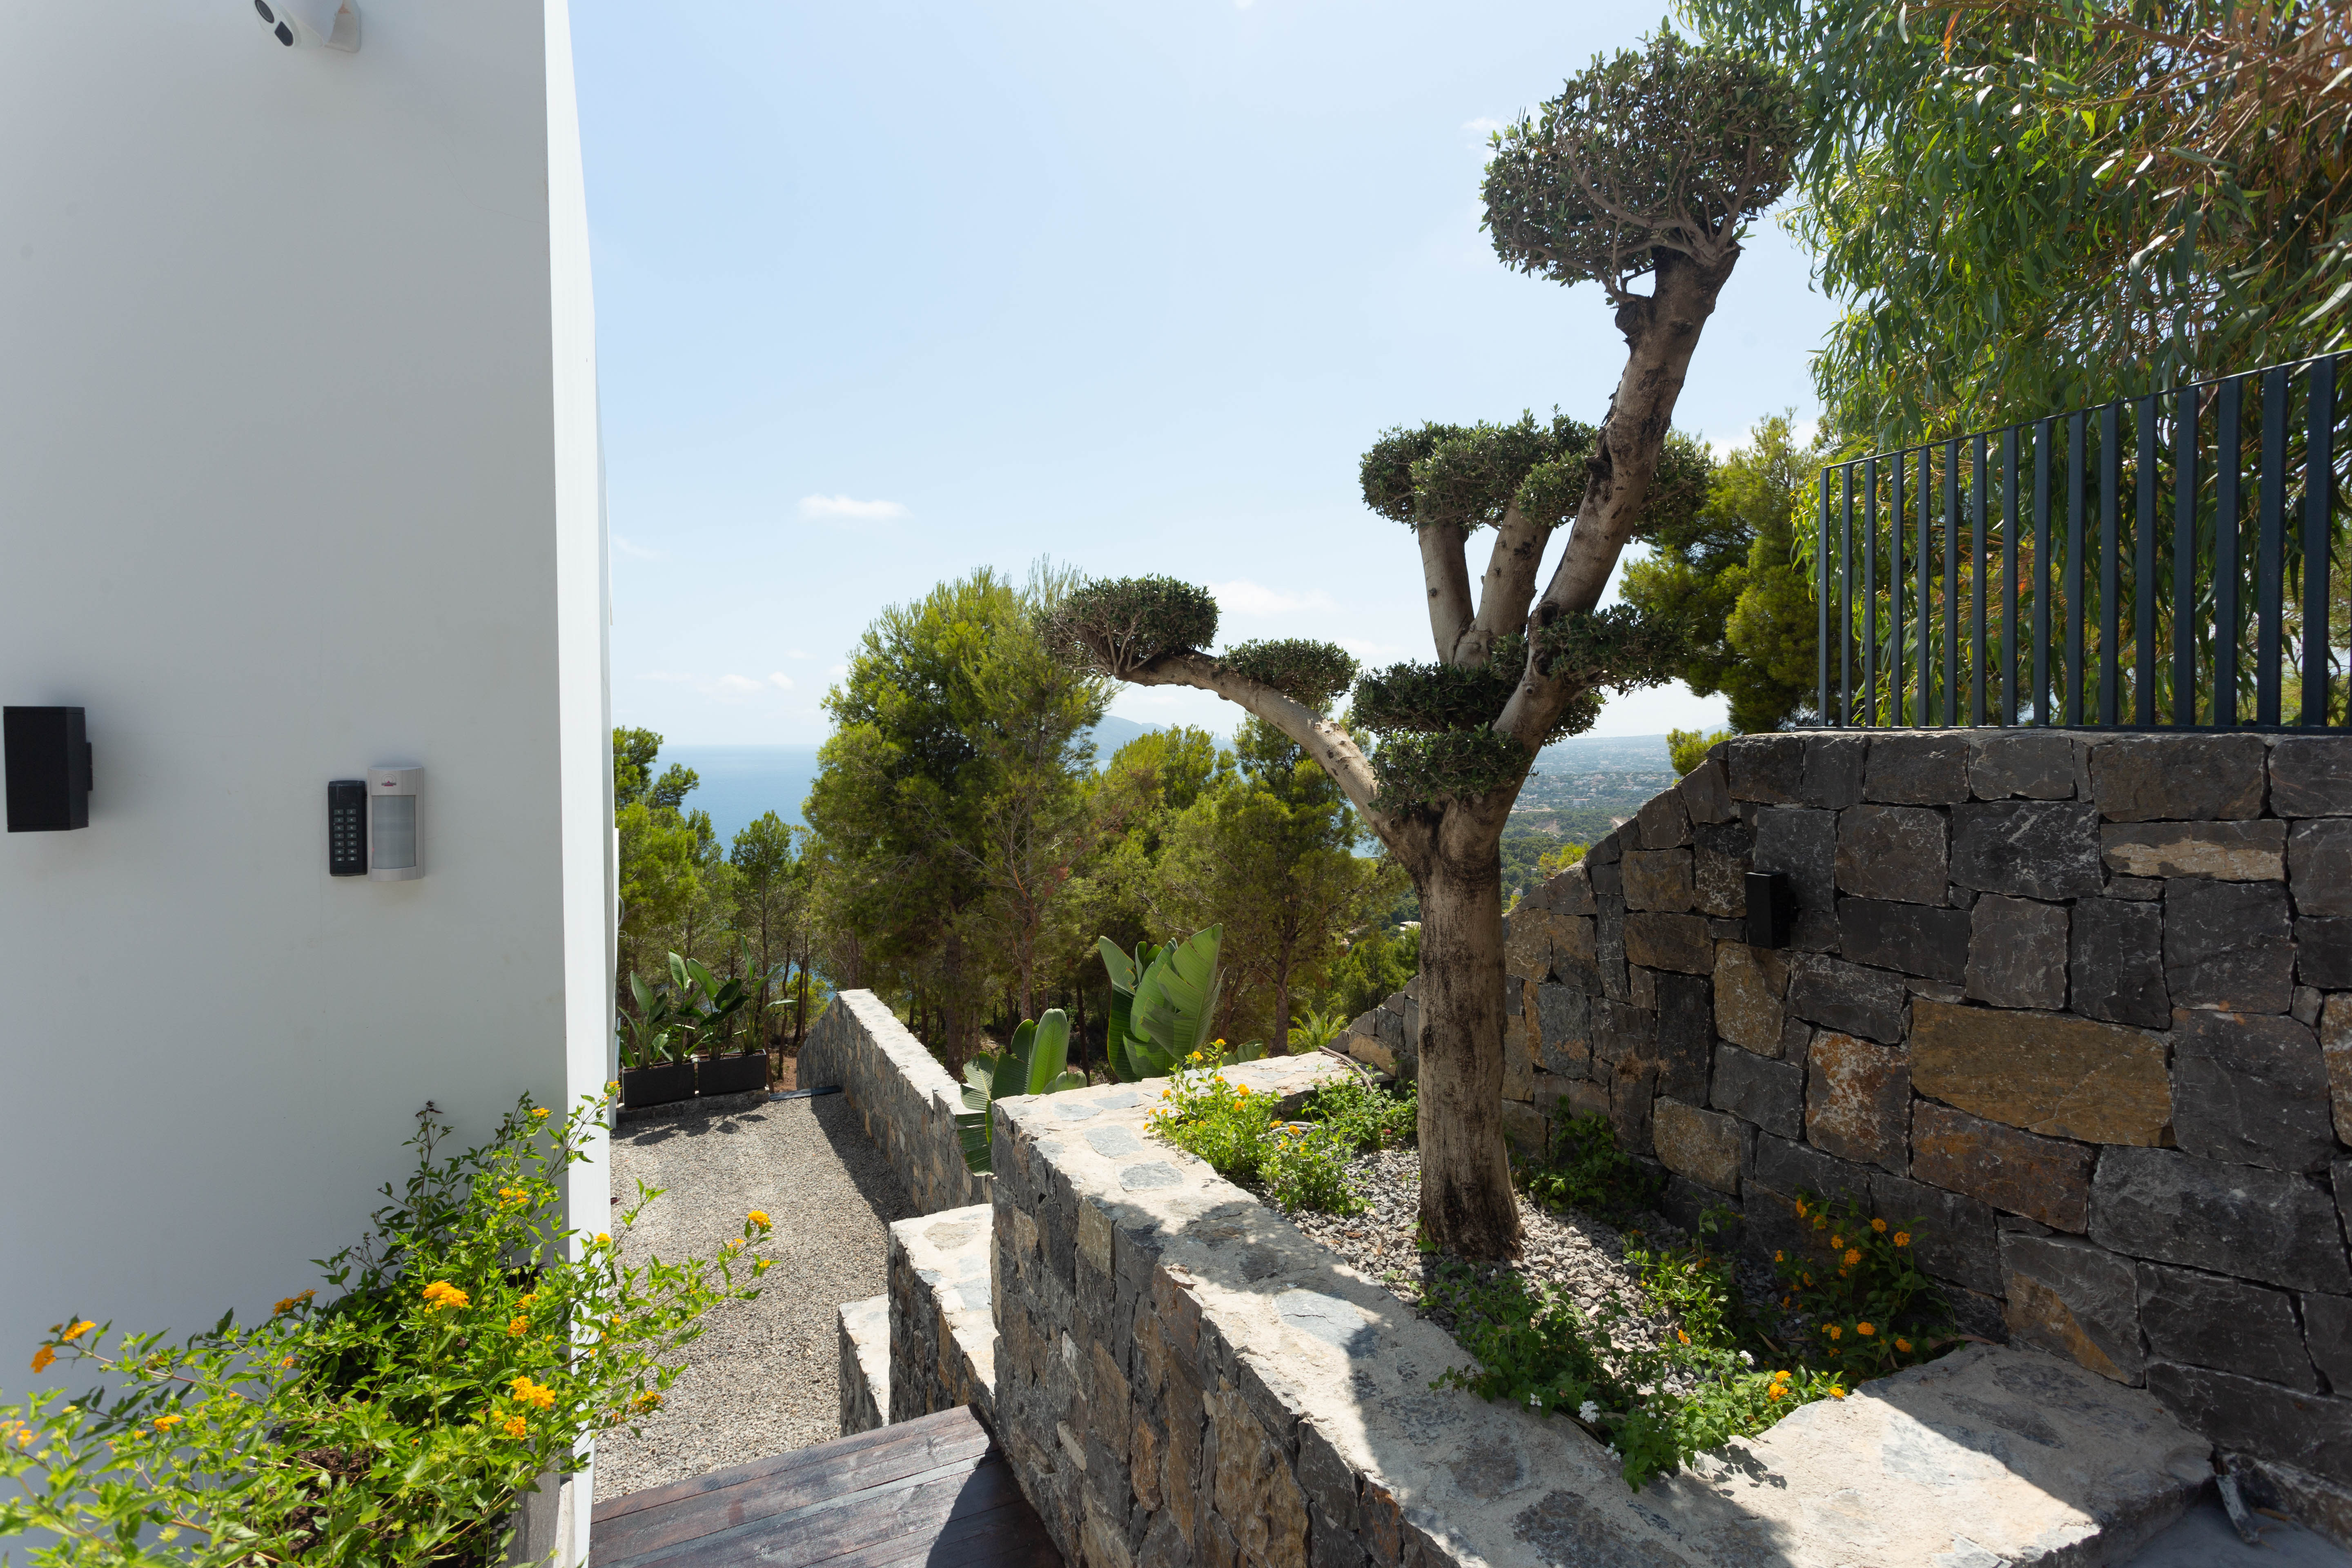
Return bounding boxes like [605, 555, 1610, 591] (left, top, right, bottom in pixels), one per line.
[251, 0, 359, 51]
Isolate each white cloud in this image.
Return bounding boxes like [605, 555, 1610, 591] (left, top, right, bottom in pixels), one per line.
[767, 672, 794, 690]
[714, 674, 764, 695]
[611, 533, 666, 561]
[1462, 116, 1503, 137]
[798, 494, 908, 523]
[1209, 579, 1336, 617]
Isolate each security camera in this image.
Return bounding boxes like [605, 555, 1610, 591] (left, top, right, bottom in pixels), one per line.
[251, 0, 359, 51]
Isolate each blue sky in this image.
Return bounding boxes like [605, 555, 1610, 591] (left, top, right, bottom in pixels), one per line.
[575, 0, 1843, 746]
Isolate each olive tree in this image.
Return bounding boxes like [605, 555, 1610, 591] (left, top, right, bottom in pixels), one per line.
[1051, 36, 1796, 1258]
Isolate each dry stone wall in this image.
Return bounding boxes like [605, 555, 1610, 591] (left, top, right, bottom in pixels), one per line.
[799, 988, 991, 1214]
[889, 1204, 998, 1427]
[1344, 728, 2352, 1526]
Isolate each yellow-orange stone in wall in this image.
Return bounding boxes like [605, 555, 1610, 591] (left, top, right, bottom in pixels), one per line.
[1911, 999, 2171, 1145]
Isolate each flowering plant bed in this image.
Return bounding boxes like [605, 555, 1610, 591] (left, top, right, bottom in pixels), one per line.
[1288, 1117, 1957, 1488]
[0, 1090, 773, 1566]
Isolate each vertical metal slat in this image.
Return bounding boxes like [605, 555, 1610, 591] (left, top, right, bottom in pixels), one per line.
[2135, 396, 2156, 725]
[1972, 432, 1989, 726]
[2067, 411, 2087, 726]
[1891, 453, 1907, 726]
[2034, 419, 2052, 725]
[2258, 366, 2287, 724]
[2305, 356, 2337, 727]
[1864, 458, 1879, 728]
[2099, 401, 2121, 726]
[2216, 378, 2243, 727]
[1944, 439, 1960, 727]
[1817, 472, 1831, 723]
[2172, 387, 2198, 727]
[1920, 446, 1934, 726]
[1840, 464, 1854, 725]
[2002, 426, 2019, 726]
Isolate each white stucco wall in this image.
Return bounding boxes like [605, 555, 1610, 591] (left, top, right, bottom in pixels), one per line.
[0, 0, 609, 1534]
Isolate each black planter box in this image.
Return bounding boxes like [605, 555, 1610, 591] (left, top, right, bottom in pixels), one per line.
[697, 1053, 768, 1097]
[621, 1062, 697, 1108]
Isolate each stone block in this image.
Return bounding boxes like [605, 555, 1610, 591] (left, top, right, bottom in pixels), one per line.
[1629, 962, 1657, 1011]
[2001, 1232, 2145, 1383]
[1970, 731, 2082, 800]
[1712, 1044, 1804, 1139]
[2169, 1007, 2337, 1173]
[1805, 1031, 1909, 1174]
[1753, 806, 1837, 910]
[2305, 1294, 2352, 1394]
[1504, 909, 1555, 984]
[1751, 1131, 1873, 1209]
[2167, 878, 2295, 1013]
[2136, 1261, 2316, 1389]
[1621, 848, 1694, 912]
[2302, 918, 2352, 990]
[1532, 983, 1589, 1080]
[1624, 911, 1712, 975]
[1589, 857, 1623, 899]
[2272, 736, 2352, 817]
[1801, 733, 1868, 807]
[1951, 800, 2103, 900]
[2070, 898, 2169, 1027]
[1728, 734, 1807, 804]
[1637, 786, 1691, 849]
[1713, 942, 1785, 1055]
[1965, 894, 2069, 1009]
[1653, 1098, 1746, 1195]
[2101, 820, 2286, 880]
[1690, 820, 1752, 918]
[1608, 1057, 1657, 1156]
[1838, 898, 1969, 982]
[1500, 1098, 1549, 1159]
[1679, 753, 1735, 824]
[1591, 997, 1653, 1067]
[1909, 1098, 2096, 1232]
[1554, 913, 1595, 969]
[2106, 875, 2163, 900]
[1911, 997, 2170, 1145]
[2293, 819, 2352, 918]
[1549, 862, 1597, 916]
[1587, 829, 1624, 864]
[1786, 954, 1910, 1045]
[1864, 733, 1972, 804]
[1564, 1076, 1611, 1123]
[1779, 1015, 1814, 1059]
[1595, 907, 1627, 1002]
[2145, 1363, 2352, 1486]
[2093, 733, 2267, 821]
[1835, 804, 1949, 905]
[1653, 971, 1711, 1104]
[2091, 1146, 2352, 1294]
[1868, 1171, 2002, 1294]
[2327, 995, 2352, 1146]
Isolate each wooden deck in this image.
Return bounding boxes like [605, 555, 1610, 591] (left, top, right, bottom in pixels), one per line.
[589, 1406, 1062, 1568]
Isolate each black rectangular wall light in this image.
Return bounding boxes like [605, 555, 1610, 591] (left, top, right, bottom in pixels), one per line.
[4, 707, 92, 831]
[1744, 870, 1794, 949]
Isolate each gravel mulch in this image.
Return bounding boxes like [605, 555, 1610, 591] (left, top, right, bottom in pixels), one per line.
[1287, 1147, 1784, 1380]
[592, 1092, 913, 1501]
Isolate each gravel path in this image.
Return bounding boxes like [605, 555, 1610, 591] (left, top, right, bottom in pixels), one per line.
[593, 1092, 913, 1501]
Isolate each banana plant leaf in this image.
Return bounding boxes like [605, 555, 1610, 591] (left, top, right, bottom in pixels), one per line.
[956, 1109, 993, 1173]
[989, 1019, 1038, 1101]
[1022, 1010, 1072, 1095]
[1127, 925, 1222, 1079]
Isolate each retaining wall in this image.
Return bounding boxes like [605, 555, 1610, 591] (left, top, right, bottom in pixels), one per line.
[799, 988, 991, 1214]
[1344, 727, 2352, 1528]
[889, 1205, 997, 1427]
[985, 1055, 2212, 1568]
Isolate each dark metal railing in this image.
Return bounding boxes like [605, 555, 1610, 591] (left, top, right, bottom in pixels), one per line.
[1813, 354, 2351, 730]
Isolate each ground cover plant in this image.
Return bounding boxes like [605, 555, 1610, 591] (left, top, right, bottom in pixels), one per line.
[0, 1091, 769, 1567]
[1146, 1060, 1416, 1216]
[1415, 1119, 1956, 1488]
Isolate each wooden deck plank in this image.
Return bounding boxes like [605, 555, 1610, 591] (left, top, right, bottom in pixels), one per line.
[590, 1407, 1060, 1568]
[593, 1407, 987, 1525]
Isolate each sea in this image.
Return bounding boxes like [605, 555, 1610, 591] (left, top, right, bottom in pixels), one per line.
[660, 726, 1675, 846]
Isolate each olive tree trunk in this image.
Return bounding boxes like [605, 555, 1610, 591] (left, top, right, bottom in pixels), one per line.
[1408, 803, 1519, 1256]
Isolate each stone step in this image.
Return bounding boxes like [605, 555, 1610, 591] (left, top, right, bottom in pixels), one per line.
[889, 1203, 997, 1426]
[835, 1294, 889, 1437]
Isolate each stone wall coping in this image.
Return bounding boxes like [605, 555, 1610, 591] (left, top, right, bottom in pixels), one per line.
[800, 987, 990, 1214]
[836, 1294, 889, 1438]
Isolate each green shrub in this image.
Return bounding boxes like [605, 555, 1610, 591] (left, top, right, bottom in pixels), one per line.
[1146, 1063, 1414, 1217]
[0, 1092, 768, 1566]
[1517, 1113, 1663, 1224]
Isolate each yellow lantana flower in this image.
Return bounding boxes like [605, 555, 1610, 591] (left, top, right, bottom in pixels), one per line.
[1826, 1324, 1843, 1340]
[1857, 1322, 1875, 1336]
[421, 1281, 470, 1311]
[531, 1107, 551, 1119]
[510, 1375, 556, 1410]
[1893, 1231, 1911, 1247]
[748, 1210, 770, 1229]
[1843, 1248, 1862, 1267]
[508, 1316, 531, 1337]
[62, 1322, 94, 1343]
[31, 1347, 56, 1375]
[151, 1413, 183, 1432]
[1870, 1218, 1887, 1234]
[504, 1416, 529, 1438]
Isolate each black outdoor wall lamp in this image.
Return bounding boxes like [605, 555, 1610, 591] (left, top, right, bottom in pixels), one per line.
[4, 706, 92, 832]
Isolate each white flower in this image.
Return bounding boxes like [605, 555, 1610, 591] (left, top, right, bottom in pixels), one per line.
[1577, 1400, 1601, 1423]
[1528, 1392, 1541, 1409]
[1739, 1351, 1754, 1367]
